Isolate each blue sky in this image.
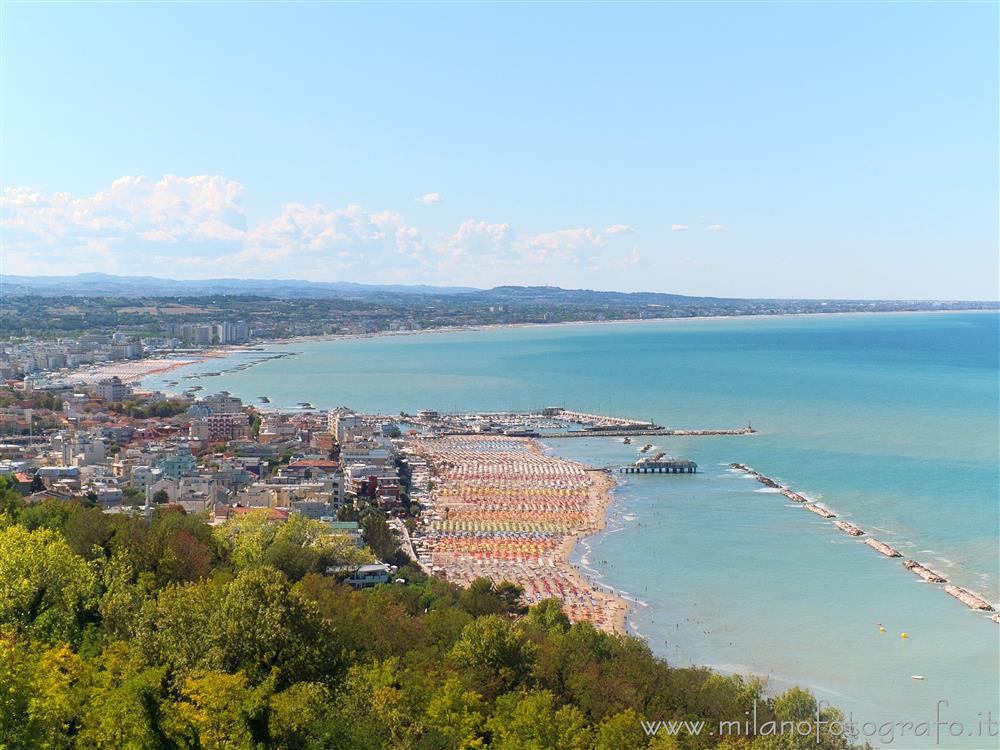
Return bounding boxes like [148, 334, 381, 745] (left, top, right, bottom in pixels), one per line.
[2, 2, 997, 299]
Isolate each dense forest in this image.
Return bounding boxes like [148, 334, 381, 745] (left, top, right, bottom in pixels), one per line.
[0, 477, 862, 750]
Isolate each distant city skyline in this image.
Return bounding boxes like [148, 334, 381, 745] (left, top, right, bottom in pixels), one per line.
[2, 2, 997, 300]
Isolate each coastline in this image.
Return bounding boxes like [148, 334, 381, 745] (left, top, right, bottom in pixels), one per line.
[123, 307, 999, 395]
[60, 346, 256, 387]
[410, 435, 629, 633]
[268, 306, 999, 346]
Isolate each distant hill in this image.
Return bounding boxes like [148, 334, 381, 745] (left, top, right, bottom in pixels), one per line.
[0, 273, 479, 298]
[1, 273, 996, 309]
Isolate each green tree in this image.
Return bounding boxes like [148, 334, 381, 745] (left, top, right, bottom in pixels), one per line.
[485, 689, 591, 750]
[0, 524, 97, 643]
[267, 681, 335, 750]
[208, 567, 343, 687]
[169, 671, 263, 750]
[75, 644, 169, 750]
[527, 598, 571, 633]
[593, 708, 650, 750]
[449, 615, 536, 699]
[421, 676, 487, 749]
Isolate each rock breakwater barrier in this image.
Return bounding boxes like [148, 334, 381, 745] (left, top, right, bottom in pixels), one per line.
[865, 538, 903, 558]
[728, 462, 997, 620]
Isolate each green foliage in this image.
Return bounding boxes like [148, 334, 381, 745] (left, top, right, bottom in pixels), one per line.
[215, 509, 374, 581]
[108, 399, 188, 419]
[449, 615, 537, 698]
[0, 524, 97, 643]
[0, 484, 864, 750]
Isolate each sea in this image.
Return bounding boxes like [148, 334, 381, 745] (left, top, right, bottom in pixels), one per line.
[143, 312, 999, 747]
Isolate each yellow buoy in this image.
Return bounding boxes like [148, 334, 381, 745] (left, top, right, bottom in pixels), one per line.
[879, 627, 886, 633]
[901, 632, 908, 639]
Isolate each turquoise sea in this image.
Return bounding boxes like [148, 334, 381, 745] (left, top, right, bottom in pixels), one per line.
[143, 312, 999, 747]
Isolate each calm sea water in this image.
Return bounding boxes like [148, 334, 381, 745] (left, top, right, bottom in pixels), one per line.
[144, 312, 999, 746]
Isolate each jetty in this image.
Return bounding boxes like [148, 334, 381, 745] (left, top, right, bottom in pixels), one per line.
[903, 560, 947, 584]
[405, 408, 756, 439]
[803, 503, 836, 519]
[865, 538, 902, 558]
[944, 585, 995, 612]
[620, 458, 697, 474]
[556, 409, 658, 430]
[834, 520, 865, 536]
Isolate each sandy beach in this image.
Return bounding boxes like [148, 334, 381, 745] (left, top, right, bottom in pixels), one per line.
[410, 435, 628, 632]
[270, 308, 997, 347]
[56, 347, 255, 387]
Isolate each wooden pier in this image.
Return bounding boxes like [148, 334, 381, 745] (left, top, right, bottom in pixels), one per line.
[620, 459, 697, 474]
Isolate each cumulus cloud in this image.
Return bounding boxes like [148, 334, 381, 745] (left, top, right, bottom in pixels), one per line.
[442, 219, 514, 257]
[416, 192, 443, 204]
[671, 224, 689, 231]
[1, 174, 635, 284]
[706, 224, 727, 231]
[526, 228, 605, 258]
[604, 224, 636, 235]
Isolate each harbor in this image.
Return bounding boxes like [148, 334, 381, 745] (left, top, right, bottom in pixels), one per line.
[401, 407, 756, 440]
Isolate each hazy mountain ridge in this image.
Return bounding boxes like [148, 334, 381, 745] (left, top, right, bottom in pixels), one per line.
[0, 273, 479, 298]
[3, 273, 996, 306]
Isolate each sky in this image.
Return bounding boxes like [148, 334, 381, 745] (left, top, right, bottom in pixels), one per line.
[1, 2, 997, 299]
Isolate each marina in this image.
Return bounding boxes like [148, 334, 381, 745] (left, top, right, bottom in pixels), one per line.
[402, 407, 756, 440]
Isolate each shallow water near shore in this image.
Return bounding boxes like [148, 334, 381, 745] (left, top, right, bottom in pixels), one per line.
[143, 312, 999, 746]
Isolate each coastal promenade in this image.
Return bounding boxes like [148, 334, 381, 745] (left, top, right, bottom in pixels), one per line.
[409, 435, 627, 631]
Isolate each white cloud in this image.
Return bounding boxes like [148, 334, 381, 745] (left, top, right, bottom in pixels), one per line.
[526, 228, 605, 259]
[416, 192, 443, 205]
[706, 224, 727, 231]
[604, 224, 636, 235]
[671, 224, 689, 231]
[441, 219, 514, 258]
[0, 174, 632, 285]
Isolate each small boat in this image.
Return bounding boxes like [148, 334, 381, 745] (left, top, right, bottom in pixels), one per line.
[640, 444, 653, 453]
[623, 437, 632, 444]
[911, 675, 925, 681]
[259, 396, 270, 403]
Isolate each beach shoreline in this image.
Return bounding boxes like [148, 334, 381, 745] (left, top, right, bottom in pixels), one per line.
[575, 468, 629, 633]
[410, 435, 629, 633]
[268, 307, 999, 346]
[123, 308, 998, 395]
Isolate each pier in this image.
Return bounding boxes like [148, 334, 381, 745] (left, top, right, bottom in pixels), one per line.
[620, 458, 697, 474]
